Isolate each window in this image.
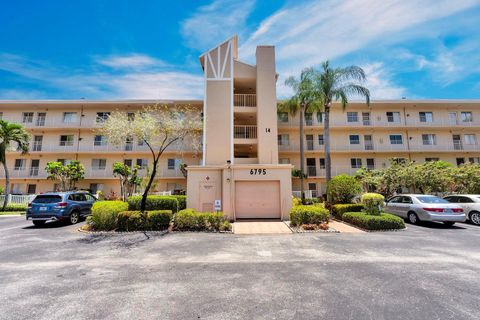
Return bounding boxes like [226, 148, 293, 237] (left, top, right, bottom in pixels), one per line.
[305, 113, 313, 126]
[449, 112, 458, 124]
[89, 183, 104, 193]
[362, 112, 371, 125]
[366, 158, 375, 169]
[456, 158, 465, 166]
[136, 159, 148, 169]
[318, 134, 324, 145]
[94, 135, 107, 146]
[461, 112, 473, 122]
[349, 135, 360, 145]
[124, 159, 133, 168]
[386, 112, 401, 123]
[277, 112, 288, 123]
[350, 158, 362, 168]
[22, 112, 34, 123]
[422, 134, 437, 145]
[393, 158, 407, 164]
[57, 159, 71, 166]
[364, 135, 373, 150]
[27, 184, 36, 194]
[468, 157, 480, 164]
[96, 112, 111, 123]
[347, 112, 358, 123]
[279, 158, 290, 164]
[425, 158, 439, 162]
[36, 112, 46, 126]
[167, 159, 176, 170]
[127, 112, 135, 121]
[316, 112, 324, 123]
[14, 159, 26, 170]
[319, 158, 325, 169]
[277, 134, 289, 146]
[389, 135, 403, 144]
[30, 159, 39, 176]
[464, 134, 477, 145]
[306, 158, 316, 176]
[33, 135, 43, 151]
[10, 183, 25, 194]
[59, 135, 74, 146]
[419, 112, 433, 123]
[63, 112, 77, 123]
[91, 159, 107, 170]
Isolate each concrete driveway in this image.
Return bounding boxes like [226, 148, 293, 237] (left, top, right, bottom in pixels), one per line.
[1, 216, 479, 320]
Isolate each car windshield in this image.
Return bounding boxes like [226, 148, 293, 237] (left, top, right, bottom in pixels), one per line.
[33, 195, 62, 204]
[416, 196, 449, 204]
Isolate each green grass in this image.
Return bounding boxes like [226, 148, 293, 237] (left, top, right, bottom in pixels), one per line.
[0, 211, 25, 215]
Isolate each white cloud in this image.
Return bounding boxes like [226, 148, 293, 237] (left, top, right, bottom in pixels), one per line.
[95, 54, 166, 69]
[0, 53, 203, 100]
[180, 0, 256, 52]
[361, 63, 406, 100]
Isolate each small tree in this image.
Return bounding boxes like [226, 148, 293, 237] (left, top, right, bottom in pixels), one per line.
[100, 104, 202, 212]
[45, 160, 85, 191]
[327, 174, 361, 204]
[113, 162, 142, 201]
[361, 193, 384, 216]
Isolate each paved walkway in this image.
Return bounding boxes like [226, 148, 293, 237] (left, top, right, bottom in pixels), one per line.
[329, 220, 365, 233]
[234, 220, 292, 234]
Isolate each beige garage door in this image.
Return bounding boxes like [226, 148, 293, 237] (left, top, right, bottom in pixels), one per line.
[235, 181, 281, 219]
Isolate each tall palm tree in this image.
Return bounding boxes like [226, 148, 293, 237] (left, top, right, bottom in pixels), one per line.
[316, 61, 370, 183]
[0, 120, 30, 210]
[281, 68, 322, 202]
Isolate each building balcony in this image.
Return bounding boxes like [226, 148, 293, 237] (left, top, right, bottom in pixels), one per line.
[234, 125, 258, 143]
[279, 142, 408, 152]
[234, 94, 256, 107]
[234, 158, 258, 164]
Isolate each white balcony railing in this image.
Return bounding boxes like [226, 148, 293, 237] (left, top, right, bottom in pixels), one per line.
[234, 94, 256, 107]
[234, 125, 257, 139]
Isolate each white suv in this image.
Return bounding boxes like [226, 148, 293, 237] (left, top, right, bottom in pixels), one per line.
[443, 195, 480, 225]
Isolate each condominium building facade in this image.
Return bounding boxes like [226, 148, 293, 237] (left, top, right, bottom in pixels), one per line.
[0, 37, 479, 219]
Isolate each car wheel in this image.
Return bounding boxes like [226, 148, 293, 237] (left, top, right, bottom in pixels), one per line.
[407, 212, 419, 224]
[469, 211, 480, 226]
[69, 211, 80, 224]
[443, 221, 455, 227]
[33, 220, 45, 227]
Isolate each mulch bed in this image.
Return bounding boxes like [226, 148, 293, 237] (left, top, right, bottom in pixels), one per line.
[284, 221, 339, 233]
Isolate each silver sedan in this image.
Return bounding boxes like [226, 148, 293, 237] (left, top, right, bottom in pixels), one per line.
[385, 194, 466, 226]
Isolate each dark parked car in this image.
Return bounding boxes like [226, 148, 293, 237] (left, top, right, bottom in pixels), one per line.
[26, 191, 96, 226]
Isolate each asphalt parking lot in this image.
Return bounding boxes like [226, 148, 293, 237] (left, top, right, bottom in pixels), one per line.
[0, 216, 479, 320]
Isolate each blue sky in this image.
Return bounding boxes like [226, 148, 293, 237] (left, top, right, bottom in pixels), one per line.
[0, 0, 479, 100]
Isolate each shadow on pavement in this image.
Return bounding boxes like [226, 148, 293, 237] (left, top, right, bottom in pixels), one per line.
[409, 221, 468, 230]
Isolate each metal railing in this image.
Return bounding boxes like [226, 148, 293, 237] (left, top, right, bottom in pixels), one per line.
[234, 125, 257, 139]
[234, 94, 256, 107]
[0, 194, 36, 205]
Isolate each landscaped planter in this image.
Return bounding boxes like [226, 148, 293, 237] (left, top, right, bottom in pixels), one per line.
[285, 221, 338, 233]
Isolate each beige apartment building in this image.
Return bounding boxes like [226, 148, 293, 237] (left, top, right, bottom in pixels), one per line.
[0, 36, 479, 219]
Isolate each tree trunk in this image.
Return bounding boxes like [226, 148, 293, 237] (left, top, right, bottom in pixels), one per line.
[324, 103, 332, 183]
[140, 158, 159, 213]
[299, 104, 305, 202]
[119, 177, 125, 202]
[2, 162, 9, 210]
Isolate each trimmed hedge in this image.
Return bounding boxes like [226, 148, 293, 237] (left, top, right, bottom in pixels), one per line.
[327, 174, 361, 204]
[332, 204, 364, 220]
[89, 201, 129, 231]
[116, 210, 173, 231]
[361, 193, 384, 216]
[0, 203, 28, 212]
[342, 212, 405, 230]
[127, 195, 179, 212]
[172, 195, 187, 210]
[173, 209, 231, 232]
[290, 205, 330, 227]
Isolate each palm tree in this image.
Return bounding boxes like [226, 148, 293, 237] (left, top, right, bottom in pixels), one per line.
[0, 120, 30, 210]
[316, 61, 370, 183]
[281, 68, 322, 202]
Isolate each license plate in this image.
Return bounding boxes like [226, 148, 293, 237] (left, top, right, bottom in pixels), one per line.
[39, 207, 47, 211]
[445, 209, 452, 213]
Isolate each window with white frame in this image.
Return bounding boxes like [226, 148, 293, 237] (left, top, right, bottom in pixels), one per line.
[123, 159, 133, 168]
[96, 112, 111, 123]
[389, 134, 403, 144]
[319, 158, 325, 169]
[59, 135, 74, 146]
[277, 134, 289, 146]
[318, 134, 324, 145]
[366, 158, 375, 169]
[349, 135, 360, 145]
[461, 112, 473, 122]
[350, 158, 362, 168]
[167, 159, 176, 170]
[316, 112, 324, 123]
[464, 134, 477, 145]
[468, 157, 480, 164]
[419, 112, 433, 123]
[422, 134, 437, 145]
[386, 112, 401, 123]
[425, 158, 440, 162]
[279, 158, 290, 164]
[22, 112, 34, 123]
[94, 135, 107, 146]
[136, 159, 148, 169]
[305, 113, 313, 125]
[347, 112, 358, 122]
[14, 159, 26, 170]
[57, 159, 71, 166]
[63, 112, 77, 123]
[91, 159, 107, 170]
[277, 112, 288, 123]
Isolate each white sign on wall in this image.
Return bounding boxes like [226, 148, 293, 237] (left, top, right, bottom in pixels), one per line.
[214, 199, 222, 211]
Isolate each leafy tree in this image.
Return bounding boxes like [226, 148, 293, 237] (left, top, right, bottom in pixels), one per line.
[450, 163, 480, 194]
[281, 68, 322, 202]
[314, 61, 370, 183]
[354, 167, 383, 192]
[0, 120, 30, 210]
[100, 104, 202, 212]
[327, 174, 361, 204]
[45, 160, 85, 191]
[112, 162, 142, 201]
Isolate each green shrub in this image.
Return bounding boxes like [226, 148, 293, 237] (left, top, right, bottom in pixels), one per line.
[1, 203, 28, 212]
[332, 204, 364, 219]
[147, 210, 173, 230]
[173, 209, 230, 231]
[292, 197, 302, 206]
[290, 205, 330, 227]
[117, 211, 143, 231]
[342, 212, 405, 230]
[361, 193, 384, 216]
[304, 198, 320, 205]
[127, 195, 179, 212]
[171, 195, 187, 210]
[89, 201, 128, 231]
[327, 174, 361, 204]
